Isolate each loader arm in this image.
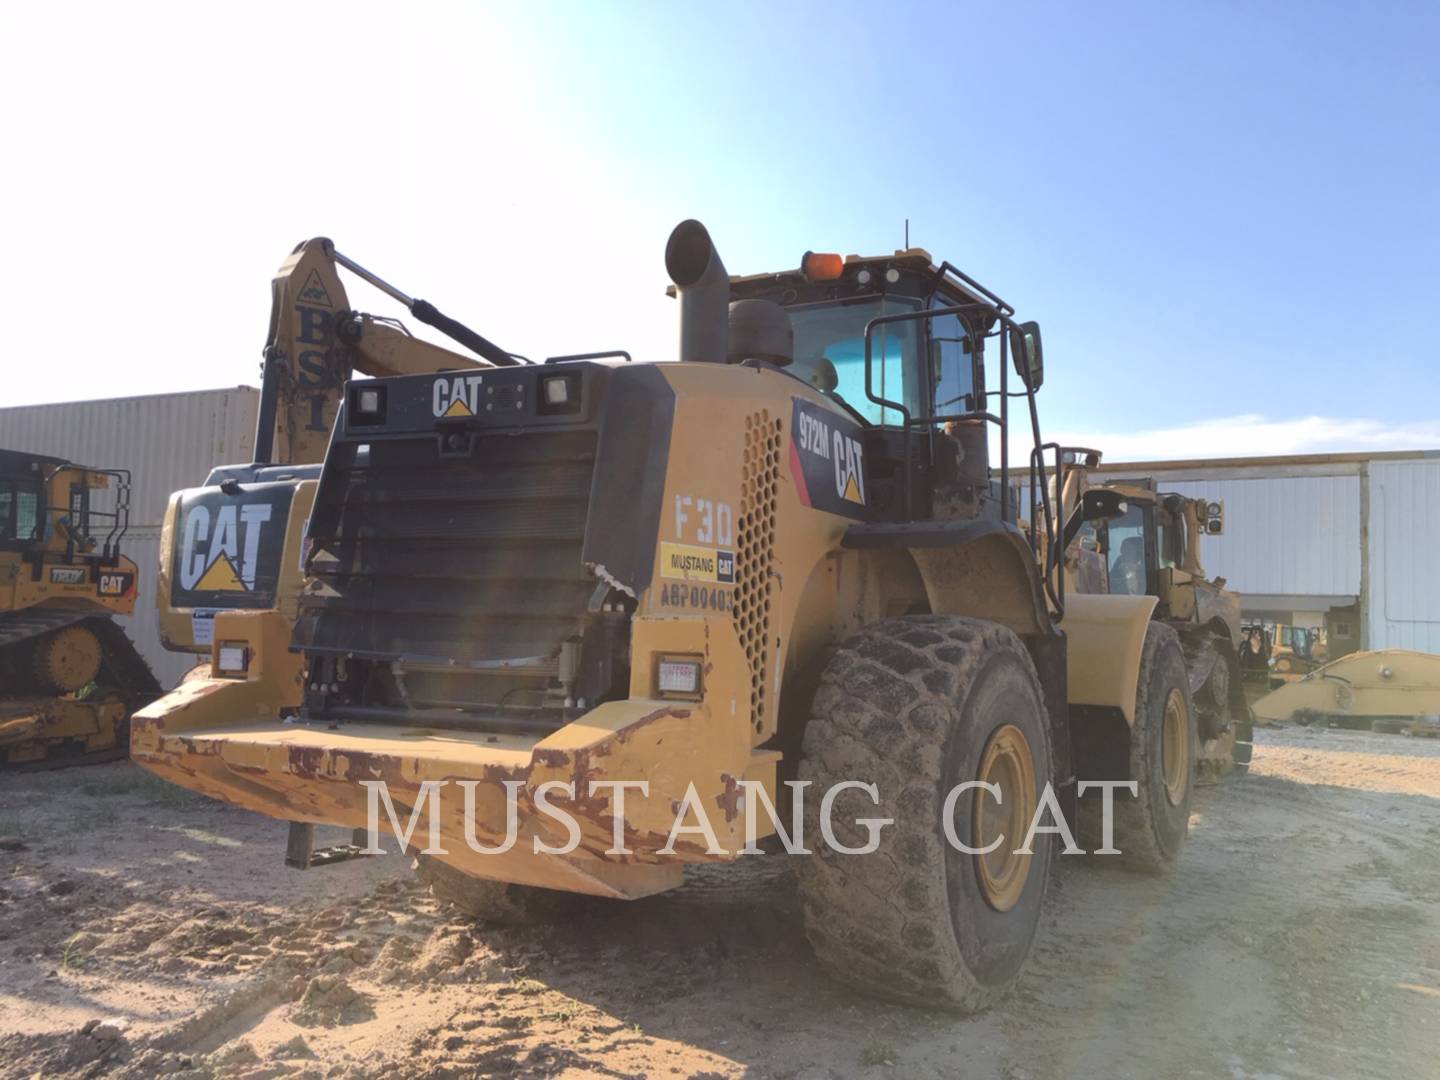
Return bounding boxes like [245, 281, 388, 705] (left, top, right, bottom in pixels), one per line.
[258, 237, 515, 464]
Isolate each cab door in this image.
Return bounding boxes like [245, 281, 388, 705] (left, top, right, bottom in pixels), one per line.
[1101, 500, 1157, 598]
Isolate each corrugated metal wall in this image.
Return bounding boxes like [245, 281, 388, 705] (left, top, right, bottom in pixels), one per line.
[0, 387, 258, 527]
[1367, 459, 1440, 652]
[1160, 476, 1362, 598]
[0, 387, 260, 688]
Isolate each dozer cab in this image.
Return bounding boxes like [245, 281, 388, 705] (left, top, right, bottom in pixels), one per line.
[1052, 452, 1254, 776]
[136, 221, 1204, 1011]
[0, 450, 159, 767]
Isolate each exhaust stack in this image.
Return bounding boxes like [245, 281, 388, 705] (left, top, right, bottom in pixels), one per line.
[665, 219, 728, 363]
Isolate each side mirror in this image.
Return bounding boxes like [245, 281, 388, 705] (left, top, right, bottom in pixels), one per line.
[1009, 320, 1044, 391]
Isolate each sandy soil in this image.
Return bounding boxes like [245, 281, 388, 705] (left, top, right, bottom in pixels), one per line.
[2, 726, 1438, 1079]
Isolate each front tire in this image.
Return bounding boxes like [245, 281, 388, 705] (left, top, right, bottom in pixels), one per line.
[1081, 623, 1197, 870]
[796, 616, 1054, 1012]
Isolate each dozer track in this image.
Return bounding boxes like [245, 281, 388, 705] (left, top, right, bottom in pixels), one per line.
[0, 608, 161, 770]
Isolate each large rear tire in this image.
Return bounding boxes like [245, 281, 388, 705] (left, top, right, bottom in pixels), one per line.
[1080, 623, 1196, 871]
[796, 616, 1054, 1013]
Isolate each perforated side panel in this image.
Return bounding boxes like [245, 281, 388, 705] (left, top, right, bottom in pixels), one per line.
[734, 411, 782, 732]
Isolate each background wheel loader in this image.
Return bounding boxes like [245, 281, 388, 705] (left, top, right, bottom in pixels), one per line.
[1050, 450, 1254, 778]
[0, 450, 159, 767]
[136, 220, 1207, 1012]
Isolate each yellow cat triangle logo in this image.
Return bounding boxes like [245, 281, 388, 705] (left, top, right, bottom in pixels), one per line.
[195, 552, 247, 591]
[842, 472, 864, 504]
[442, 397, 473, 418]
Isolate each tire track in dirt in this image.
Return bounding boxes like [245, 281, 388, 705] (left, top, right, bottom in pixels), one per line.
[3, 728, 1438, 1078]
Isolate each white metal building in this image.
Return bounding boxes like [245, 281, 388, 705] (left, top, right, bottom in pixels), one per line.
[0, 387, 259, 686]
[1090, 449, 1440, 654]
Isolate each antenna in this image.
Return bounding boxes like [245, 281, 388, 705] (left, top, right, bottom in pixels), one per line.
[904, 218, 909, 248]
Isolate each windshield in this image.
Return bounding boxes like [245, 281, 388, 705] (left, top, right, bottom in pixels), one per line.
[786, 297, 922, 425]
[0, 479, 40, 546]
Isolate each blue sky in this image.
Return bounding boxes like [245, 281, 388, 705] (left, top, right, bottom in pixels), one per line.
[2, 1, 1435, 458]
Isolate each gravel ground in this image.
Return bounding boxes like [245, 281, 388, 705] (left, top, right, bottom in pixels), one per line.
[1, 725, 1437, 1079]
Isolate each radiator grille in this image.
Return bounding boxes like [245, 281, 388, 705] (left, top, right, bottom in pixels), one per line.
[734, 411, 781, 733]
[295, 431, 597, 669]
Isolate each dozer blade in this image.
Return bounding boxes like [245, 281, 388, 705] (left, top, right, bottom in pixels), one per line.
[0, 695, 131, 771]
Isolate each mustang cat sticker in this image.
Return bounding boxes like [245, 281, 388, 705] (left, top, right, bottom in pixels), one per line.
[789, 397, 868, 520]
[660, 542, 735, 583]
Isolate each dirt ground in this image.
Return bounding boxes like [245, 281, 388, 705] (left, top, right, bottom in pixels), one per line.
[2, 726, 1438, 1080]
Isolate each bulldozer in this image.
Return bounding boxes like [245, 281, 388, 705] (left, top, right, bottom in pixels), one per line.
[0, 450, 160, 767]
[1051, 452, 1253, 776]
[135, 220, 1208, 1012]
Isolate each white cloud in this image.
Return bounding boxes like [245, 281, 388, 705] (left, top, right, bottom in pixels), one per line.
[1019, 415, 1440, 463]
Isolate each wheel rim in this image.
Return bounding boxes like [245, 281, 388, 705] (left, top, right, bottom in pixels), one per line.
[1161, 687, 1190, 807]
[973, 723, 1036, 913]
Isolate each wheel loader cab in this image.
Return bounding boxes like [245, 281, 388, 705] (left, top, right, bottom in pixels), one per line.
[1073, 488, 1186, 594]
[726, 251, 1029, 527]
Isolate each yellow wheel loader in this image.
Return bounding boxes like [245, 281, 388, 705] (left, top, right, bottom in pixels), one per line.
[1052, 452, 1254, 778]
[136, 221, 1202, 1011]
[1265, 622, 1321, 684]
[0, 450, 159, 768]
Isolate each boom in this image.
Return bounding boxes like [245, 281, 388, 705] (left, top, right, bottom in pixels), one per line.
[256, 238, 516, 464]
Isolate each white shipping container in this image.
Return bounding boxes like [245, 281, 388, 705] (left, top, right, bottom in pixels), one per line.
[0, 386, 259, 529]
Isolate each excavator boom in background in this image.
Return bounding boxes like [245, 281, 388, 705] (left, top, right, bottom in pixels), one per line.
[157, 239, 513, 671]
[256, 238, 512, 464]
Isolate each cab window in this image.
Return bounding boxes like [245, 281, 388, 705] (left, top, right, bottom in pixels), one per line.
[787, 296, 922, 425]
[930, 307, 976, 418]
[0, 480, 40, 546]
[1156, 511, 1183, 569]
[1107, 503, 1148, 595]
